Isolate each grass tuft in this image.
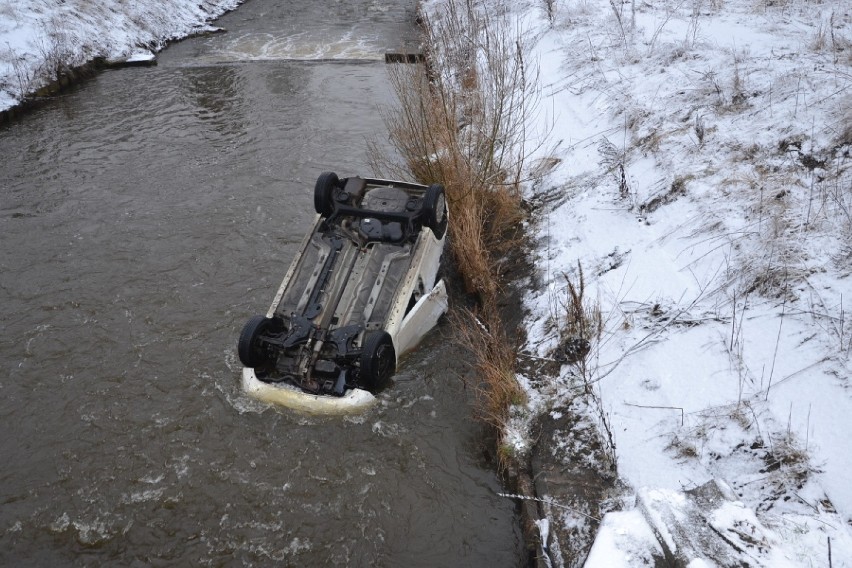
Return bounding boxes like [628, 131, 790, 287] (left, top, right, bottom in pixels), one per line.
[454, 308, 526, 436]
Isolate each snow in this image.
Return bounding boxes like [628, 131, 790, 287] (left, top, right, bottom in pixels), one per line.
[585, 509, 663, 567]
[0, 0, 242, 110]
[124, 49, 157, 64]
[493, 0, 852, 563]
[3, 0, 852, 564]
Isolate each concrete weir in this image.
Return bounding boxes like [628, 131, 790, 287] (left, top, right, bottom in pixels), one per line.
[384, 52, 425, 63]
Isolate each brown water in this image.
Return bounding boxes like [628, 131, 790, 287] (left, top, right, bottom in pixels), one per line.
[0, 1, 523, 565]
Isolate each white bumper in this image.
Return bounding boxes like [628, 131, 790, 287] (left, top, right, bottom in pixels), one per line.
[241, 368, 377, 414]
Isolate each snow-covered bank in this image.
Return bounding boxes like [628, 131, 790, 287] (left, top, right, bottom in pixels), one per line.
[0, 0, 243, 112]
[494, 0, 852, 563]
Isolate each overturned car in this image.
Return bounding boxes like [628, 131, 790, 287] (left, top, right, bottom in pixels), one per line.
[237, 173, 448, 413]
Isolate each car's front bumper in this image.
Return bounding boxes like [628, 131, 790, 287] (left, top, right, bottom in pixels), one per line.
[241, 368, 377, 414]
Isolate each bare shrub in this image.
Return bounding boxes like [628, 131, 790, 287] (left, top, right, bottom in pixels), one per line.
[371, 65, 513, 306]
[646, 3, 678, 56]
[694, 114, 706, 146]
[544, 0, 558, 24]
[811, 18, 829, 52]
[699, 51, 750, 111]
[371, 0, 542, 438]
[684, 0, 704, 50]
[371, 0, 538, 309]
[3, 16, 86, 102]
[608, 0, 636, 52]
[829, 13, 852, 64]
[598, 136, 631, 199]
[732, 64, 746, 105]
[812, 12, 852, 63]
[2, 45, 36, 101]
[549, 261, 616, 466]
[827, 174, 852, 231]
[803, 277, 852, 358]
[33, 16, 82, 84]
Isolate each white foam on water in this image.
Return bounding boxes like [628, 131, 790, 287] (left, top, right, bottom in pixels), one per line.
[195, 31, 384, 64]
[122, 487, 166, 504]
[139, 473, 165, 484]
[218, 349, 272, 414]
[50, 512, 71, 532]
[50, 512, 117, 545]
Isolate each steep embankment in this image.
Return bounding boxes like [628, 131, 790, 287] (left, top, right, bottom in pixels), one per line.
[510, 0, 852, 565]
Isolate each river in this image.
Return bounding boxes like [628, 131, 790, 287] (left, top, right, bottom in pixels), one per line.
[0, 0, 524, 565]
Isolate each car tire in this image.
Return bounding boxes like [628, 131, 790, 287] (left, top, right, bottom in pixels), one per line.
[314, 172, 339, 216]
[422, 183, 447, 239]
[238, 315, 273, 368]
[360, 331, 396, 390]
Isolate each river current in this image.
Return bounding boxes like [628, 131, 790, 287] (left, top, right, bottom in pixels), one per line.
[0, 1, 523, 565]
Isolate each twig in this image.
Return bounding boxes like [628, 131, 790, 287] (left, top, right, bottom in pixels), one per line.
[793, 491, 819, 514]
[517, 351, 559, 362]
[756, 357, 831, 395]
[597, 268, 720, 381]
[765, 270, 788, 401]
[829, 536, 833, 568]
[625, 402, 684, 426]
[498, 492, 602, 522]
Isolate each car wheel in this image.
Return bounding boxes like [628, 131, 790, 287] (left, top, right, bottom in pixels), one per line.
[360, 331, 396, 390]
[314, 172, 339, 216]
[422, 183, 447, 239]
[238, 315, 273, 368]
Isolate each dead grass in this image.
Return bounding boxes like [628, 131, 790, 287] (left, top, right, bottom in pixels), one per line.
[370, 0, 537, 443]
[810, 11, 852, 63]
[765, 432, 811, 477]
[559, 264, 601, 341]
[454, 307, 526, 440]
[552, 263, 604, 390]
[371, 63, 524, 306]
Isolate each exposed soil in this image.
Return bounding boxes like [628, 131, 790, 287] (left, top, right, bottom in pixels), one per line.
[529, 401, 621, 567]
[479, 215, 622, 567]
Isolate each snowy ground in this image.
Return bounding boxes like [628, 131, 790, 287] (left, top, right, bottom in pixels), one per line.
[505, 0, 852, 564]
[0, 0, 242, 111]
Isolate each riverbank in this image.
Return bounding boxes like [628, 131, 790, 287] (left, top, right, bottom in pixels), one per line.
[416, 0, 852, 565]
[0, 0, 243, 118]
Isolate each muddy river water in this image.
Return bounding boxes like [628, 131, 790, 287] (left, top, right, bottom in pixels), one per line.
[0, 1, 523, 565]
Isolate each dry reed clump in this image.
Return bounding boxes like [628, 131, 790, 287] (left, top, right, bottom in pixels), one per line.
[555, 263, 603, 389]
[371, 5, 532, 304]
[453, 307, 525, 436]
[372, 64, 519, 307]
[370, 0, 537, 436]
[558, 265, 600, 340]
